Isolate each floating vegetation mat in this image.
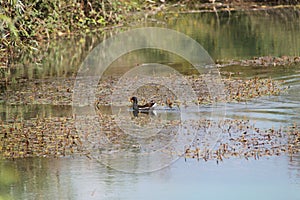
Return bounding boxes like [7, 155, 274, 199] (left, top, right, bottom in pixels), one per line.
[189, 75, 286, 104]
[218, 56, 300, 67]
[0, 117, 82, 158]
[2, 75, 287, 105]
[2, 78, 74, 105]
[185, 120, 300, 163]
[0, 117, 299, 162]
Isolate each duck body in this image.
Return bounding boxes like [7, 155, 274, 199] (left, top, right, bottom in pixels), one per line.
[130, 97, 157, 111]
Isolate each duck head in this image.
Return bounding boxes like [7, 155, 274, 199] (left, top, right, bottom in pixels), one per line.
[130, 96, 139, 111]
[130, 96, 138, 104]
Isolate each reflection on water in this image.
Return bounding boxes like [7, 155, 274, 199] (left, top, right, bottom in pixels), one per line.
[0, 104, 72, 121]
[289, 152, 300, 185]
[158, 8, 300, 60]
[1, 8, 300, 200]
[1, 155, 300, 200]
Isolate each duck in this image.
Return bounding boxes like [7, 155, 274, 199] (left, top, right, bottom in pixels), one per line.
[130, 96, 157, 111]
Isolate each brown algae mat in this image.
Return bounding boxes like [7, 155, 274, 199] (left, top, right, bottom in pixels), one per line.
[0, 116, 299, 162]
[3, 75, 286, 105]
[217, 56, 300, 67]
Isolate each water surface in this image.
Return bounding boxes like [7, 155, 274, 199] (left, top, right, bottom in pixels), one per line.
[1, 154, 299, 200]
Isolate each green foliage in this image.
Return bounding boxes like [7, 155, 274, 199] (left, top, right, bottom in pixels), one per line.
[0, 0, 140, 67]
[0, 0, 134, 44]
[0, 14, 19, 40]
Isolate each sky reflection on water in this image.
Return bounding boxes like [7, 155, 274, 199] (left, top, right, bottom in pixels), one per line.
[1, 154, 299, 200]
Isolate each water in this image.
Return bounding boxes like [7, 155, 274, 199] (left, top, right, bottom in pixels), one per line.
[1, 8, 300, 200]
[1, 155, 299, 200]
[156, 8, 300, 60]
[220, 64, 300, 128]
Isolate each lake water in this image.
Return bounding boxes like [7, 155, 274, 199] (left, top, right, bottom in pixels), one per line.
[1, 155, 300, 200]
[1, 8, 300, 200]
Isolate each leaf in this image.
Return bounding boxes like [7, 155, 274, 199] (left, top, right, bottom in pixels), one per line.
[0, 14, 19, 40]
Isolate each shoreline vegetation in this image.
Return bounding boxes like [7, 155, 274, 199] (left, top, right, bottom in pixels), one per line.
[1, 0, 300, 70]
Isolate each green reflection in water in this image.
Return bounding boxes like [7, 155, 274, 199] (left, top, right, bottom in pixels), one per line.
[0, 158, 76, 200]
[0, 104, 72, 121]
[0, 160, 19, 200]
[156, 8, 300, 60]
